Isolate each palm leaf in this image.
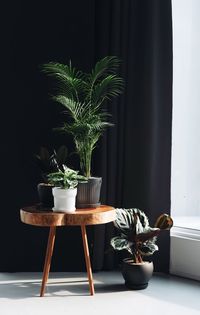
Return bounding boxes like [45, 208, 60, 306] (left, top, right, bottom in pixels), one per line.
[85, 56, 123, 103]
[41, 62, 85, 101]
[41, 56, 124, 177]
[90, 75, 124, 106]
[52, 96, 86, 121]
[88, 56, 121, 83]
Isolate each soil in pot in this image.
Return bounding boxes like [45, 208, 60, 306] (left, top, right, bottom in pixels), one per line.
[76, 177, 102, 208]
[122, 258, 154, 290]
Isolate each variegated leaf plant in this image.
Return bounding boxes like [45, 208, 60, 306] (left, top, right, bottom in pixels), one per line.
[110, 208, 173, 263]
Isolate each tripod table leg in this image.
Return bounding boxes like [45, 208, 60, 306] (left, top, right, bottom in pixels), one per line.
[40, 226, 56, 297]
[81, 225, 95, 296]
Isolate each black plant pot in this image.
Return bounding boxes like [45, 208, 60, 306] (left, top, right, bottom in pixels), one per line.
[76, 177, 102, 208]
[37, 183, 54, 208]
[122, 258, 154, 290]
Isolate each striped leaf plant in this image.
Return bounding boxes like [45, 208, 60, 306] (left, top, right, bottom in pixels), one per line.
[110, 208, 173, 264]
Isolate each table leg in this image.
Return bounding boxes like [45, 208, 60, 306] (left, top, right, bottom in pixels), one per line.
[40, 226, 56, 297]
[81, 225, 95, 296]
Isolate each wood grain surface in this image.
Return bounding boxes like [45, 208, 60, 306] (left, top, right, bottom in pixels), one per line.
[20, 205, 116, 227]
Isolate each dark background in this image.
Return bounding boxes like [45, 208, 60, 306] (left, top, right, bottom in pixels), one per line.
[0, 0, 172, 272]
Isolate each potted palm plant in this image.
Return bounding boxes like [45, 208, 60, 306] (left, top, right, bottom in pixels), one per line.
[41, 56, 124, 208]
[110, 208, 173, 290]
[35, 145, 68, 207]
[47, 165, 87, 212]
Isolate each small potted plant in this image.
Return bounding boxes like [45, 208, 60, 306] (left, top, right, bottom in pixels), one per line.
[110, 208, 173, 290]
[35, 145, 68, 207]
[41, 56, 124, 208]
[47, 165, 87, 212]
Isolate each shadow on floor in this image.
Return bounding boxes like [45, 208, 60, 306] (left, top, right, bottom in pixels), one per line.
[1, 271, 199, 313]
[0, 277, 127, 299]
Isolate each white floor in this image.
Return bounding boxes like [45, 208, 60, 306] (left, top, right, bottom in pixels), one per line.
[0, 271, 199, 315]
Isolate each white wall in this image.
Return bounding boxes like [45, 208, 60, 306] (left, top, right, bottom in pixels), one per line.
[171, 0, 200, 217]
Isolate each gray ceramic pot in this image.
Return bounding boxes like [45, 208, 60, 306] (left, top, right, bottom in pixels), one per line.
[76, 177, 102, 208]
[122, 258, 153, 290]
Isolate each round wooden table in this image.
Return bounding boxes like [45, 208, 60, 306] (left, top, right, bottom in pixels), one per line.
[20, 205, 115, 296]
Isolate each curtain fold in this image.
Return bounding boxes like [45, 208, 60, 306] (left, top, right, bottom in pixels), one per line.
[92, 0, 173, 272]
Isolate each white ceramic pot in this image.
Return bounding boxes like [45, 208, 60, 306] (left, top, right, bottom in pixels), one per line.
[52, 187, 77, 212]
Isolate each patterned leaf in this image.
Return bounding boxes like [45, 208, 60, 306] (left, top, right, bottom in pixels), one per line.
[155, 213, 173, 230]
[110, 236, 130, 251]
[139, 242, 159, 256]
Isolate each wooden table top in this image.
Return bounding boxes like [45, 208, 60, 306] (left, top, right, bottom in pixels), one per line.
[20, 205, 116, 227]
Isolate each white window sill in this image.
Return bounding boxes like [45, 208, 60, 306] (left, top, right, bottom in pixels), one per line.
[172, 216, 200, 230]
[171, 216, 200, 240]
[170, 216, 200, 281]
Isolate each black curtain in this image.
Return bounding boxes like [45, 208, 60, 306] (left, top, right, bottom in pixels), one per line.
[92, 0, 172, 272]
[0, 0, 172, 272]
[0, 0, 96, 272]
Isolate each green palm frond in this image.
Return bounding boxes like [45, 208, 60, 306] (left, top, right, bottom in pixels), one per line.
[52, 96, 87, 121]
[89, 119, 113, 131]
[85, 56, 123, 103]
[41, 62, 85, 101]
[88, 56, 121, 82]
[90, 75, 124, 106]
[60, 119, 111, 140]
[41, 61, 79, 77]
[41, 56, 124, 177]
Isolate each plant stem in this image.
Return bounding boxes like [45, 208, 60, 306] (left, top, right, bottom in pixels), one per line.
[138, 254, 142, 263]
[78, 145, 92, 178]
[85, 149, 91, 178]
